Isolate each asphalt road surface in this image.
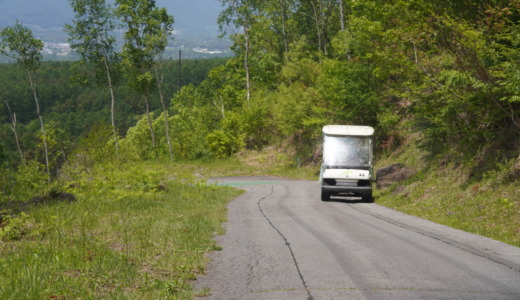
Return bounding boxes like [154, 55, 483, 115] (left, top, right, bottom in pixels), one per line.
[195, 176, 520, 299]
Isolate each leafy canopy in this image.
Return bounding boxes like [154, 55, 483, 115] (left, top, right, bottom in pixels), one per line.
[0, 21, 43, 71]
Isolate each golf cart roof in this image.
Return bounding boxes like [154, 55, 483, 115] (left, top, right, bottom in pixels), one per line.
[323, 125, 374, 137]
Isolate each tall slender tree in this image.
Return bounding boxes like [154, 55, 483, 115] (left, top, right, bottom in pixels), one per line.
[116, 0, 174, 150]
[154, 60, 174, 160]
[263, 0, 294, 59]
[65, 0, 121, 156]
[339, 0, 345, 31]
[279, 0, 290, 54]
[218, 0, 261, 105]
[0, 22, 49, 179]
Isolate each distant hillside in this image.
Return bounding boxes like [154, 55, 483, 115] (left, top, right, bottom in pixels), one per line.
[0, 0, 72, 29]
[0, 0, 230, 59]
[0, 0, 222, 33]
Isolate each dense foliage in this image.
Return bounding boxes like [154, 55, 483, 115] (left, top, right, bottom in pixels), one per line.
[0, 58, 226, 187]
[152, 0, 520, 172]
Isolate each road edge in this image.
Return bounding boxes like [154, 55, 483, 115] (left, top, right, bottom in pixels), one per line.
[352, 203, 520, 272]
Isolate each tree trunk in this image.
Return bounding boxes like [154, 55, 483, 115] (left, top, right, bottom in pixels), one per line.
[339, 0, 345, 31]
[279, 0, 289, 54]
[144, 94, 156, 149]
[5, 102, 24, 163]
[213, 96, 226, 118]
[178, 50, 182, 90]
[28, 71, 50, 181]
[338, 0, 351, 59]
[244, 25, 251, 105]
[310, 1, 323, 53]
[155, 64, 174, 161]
[104, 55, 119, 157]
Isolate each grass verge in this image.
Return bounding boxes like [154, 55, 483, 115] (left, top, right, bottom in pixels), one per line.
[0, 160, 241, 299]
[374, 134, 520, 247]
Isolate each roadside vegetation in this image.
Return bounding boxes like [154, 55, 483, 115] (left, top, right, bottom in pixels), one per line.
[374, 133, 520, 247]
[0, 156, 241, 299]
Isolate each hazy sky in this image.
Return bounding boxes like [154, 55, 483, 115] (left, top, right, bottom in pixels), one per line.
[0, 0, 224, 34]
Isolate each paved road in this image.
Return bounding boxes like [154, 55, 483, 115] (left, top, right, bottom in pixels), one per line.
[195, 176, 520, 299]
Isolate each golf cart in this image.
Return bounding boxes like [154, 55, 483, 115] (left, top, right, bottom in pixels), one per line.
[319, 125, 375, 202]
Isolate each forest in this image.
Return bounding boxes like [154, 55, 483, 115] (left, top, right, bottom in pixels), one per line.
[2, 0, 518, 172]
[0, 0, 519, 297]
[0, 58, 227, 165]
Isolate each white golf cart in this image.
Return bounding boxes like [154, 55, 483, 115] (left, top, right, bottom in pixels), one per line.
[319, 125, 375, 202]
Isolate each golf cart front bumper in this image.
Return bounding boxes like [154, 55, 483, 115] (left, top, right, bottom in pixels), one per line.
[320, 167, 373, 195]
[321, 184, 372, 194]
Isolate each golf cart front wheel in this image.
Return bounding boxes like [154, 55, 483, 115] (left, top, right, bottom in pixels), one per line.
[321, 189, 331, 201]
[362, 191, 373, 203]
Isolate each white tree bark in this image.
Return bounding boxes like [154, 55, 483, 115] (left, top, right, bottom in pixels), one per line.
[155, 63, 174, 161]
[5, 102, 24, 163]
[104, 55, 119, 156]
[28, 71, 50, 181]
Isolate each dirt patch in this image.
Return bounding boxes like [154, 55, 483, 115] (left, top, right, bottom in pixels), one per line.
[376, 164, 416, 188]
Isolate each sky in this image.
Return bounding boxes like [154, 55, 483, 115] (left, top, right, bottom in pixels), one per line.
[0, 0, 224, 36]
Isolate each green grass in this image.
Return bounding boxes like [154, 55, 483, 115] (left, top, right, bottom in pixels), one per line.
[232, 147, 319, 180]
[0, 160, 241, 299]
[175, 148, 319, 181]
[374, 135, 520, 247]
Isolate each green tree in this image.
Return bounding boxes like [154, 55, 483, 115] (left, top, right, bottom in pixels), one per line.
[0, 22, 49, 180]
[275, 0, 292, 54]
[154, 60, 174, 160]
[219, 0, 263, 104]
[65, 0, 121, 156]
[115, 0, 174, 151]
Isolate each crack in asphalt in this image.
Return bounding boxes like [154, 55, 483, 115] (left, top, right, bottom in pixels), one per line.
[257, 185, 314, 300]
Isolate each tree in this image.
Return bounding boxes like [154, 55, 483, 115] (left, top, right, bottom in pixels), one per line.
[278, 0, 290, 54]
[263, 0, 296, 57]
[218, 0, 262, 105]
[0, 22, 49, 180]
[154, 60, 174, 160]
[116, 0, 174, 151]
[65, 0, 121, 156]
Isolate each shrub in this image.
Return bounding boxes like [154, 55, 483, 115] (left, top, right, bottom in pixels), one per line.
[0, 211, 36, 241]
[206, 129, 243, 158]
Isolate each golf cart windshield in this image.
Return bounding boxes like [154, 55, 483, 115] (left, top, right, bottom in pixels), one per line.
[323, 135, 371, 167]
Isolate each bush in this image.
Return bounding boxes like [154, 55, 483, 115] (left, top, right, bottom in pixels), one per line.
[206, 129, 243, 158]
[0, 160, 49, 204]
[0, 165, 15, 204]
[0, 211, 36, 241]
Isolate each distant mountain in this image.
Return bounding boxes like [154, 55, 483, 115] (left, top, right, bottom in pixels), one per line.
[0, 0, 231, 59]
[0, 0, 73, 29]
